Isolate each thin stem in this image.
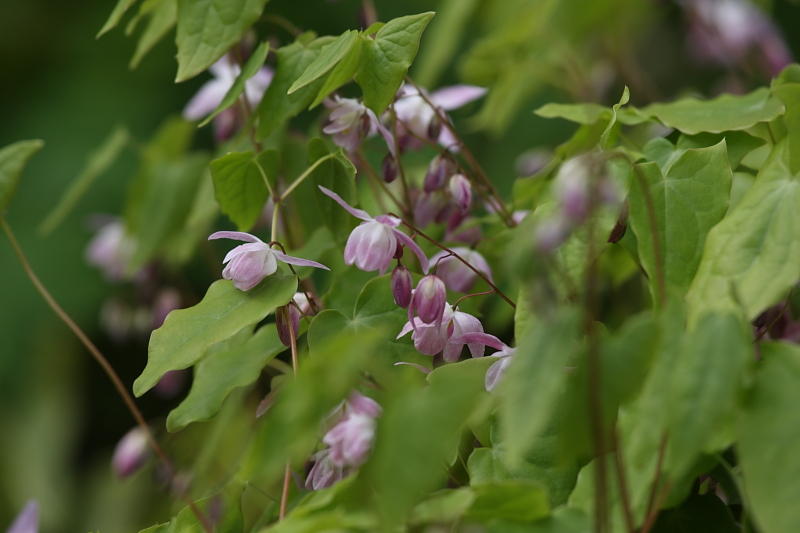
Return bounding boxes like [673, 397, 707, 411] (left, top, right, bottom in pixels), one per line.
[389, 105, 414, 214]
[355, 149, 406, 215]
[271, 202, 280, 244]
[612, 429, 636, 533]
[639, 481, 672, 533]
[254, 158, 278, 202]
[451, 290, 495, 311]
[279, 300, 300, 521]
[394, 218, 516, 310]
[645, 434, 668, 520]
[753, 287, 793, 342]
[279, 153, 337, 201]
[262, 13, 303, 37]
[0, 216, 213, 533]
[404, 76, 516, 227]
[633, 166, 666, 306]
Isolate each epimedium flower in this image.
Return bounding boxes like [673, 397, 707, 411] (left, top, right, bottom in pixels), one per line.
[430, 248, 493, 293]
[208, 231, 329, 291]
[451, 332, 516, 391]
[409, 275, 447, 327]
[318, 186, 429, 275]
[397, 306, 486, 361]
[86, 218, 137, 282]
[322, 96, 378, 153]
[305, 449, 347, 491]
[112, 427, 151, 478]
[449, 174, 472, 212]
[391, 265, 413, 308]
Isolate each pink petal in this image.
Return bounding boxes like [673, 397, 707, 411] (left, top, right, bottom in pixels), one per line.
[222, 241, 268, 264]
[430, 85, 488, 111]
[7, 500, 38, 533]
[452, 312, 486, 358]
[209, 231, 263, 243]
[392, 230, 430, 273]
[318, 186, 373, 222]
[450, 332, 507, 351]
[394, 362, 432, 374]
[272, 251, 330, 270]
[396, 319, 416, 339]
[183, 80, 230, 121]
[485, 356, 513, 392]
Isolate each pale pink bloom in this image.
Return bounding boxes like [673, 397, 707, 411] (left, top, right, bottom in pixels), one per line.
[209, 231, 329, 291]
[430, 248, 492, 293]
[397, 307, 485, 361]
[409, 275, 447, 326]
[391, 84, 487, 151]
[318, 186, 429, 275]
[424, 154, 457, 192]
[183, 55, 273, 121]
[86, 219, 136, 281]
[323, 96, 377, 153]
[323, 413, 377, 467]
[305, 449, 347, 491]
[449, 174, 472, 212]
[7, 500, 38, 533]
[345, 392, 382, 418]
[414, 191, 450, 228]
[112, 427, 151, 478]
[451, 332, 516, 391]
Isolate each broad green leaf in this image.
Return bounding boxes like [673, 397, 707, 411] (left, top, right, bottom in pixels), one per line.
[568, 455, 631, 532]
[130, 0, 176, 68]
[166, 326, 286, 431]
[308, 276, 431, 385]
[628, 141, 732, 303]
[256, 35, 333, 139]
[98, 0, 140, 37]
[677, 131, 765, 170]
[637, 88, 785, 135]
[486, 508, 590, 533]
[0, 140, 44, 212]
[772, 83, 800, 174]
[143, 482, 244, 533]
[239, 329, 374, 483]
[534, 102, 611, 125]
[133, 275, 296, 396]
[409, 489, 475, 525]
[199, 40, 270, 126]
[308, 138, 357, 244]
[354, 12, 435, 115]
[738, 342, 800, 533]
[210, 149, 279, 231]
[665, 312, 751, 479]
[600, 86, 630, 148]
[288, 30, 358, 94]
[174, 0, 267, 82]
[499, 309, 581, 464]
[466, 480, 549, 523]
[40, 126, 128, 235]
[309, 38, 364, 108]
[686, 141, 800, 325]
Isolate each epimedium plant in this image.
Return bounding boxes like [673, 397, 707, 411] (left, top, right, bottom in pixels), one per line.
[3, 1, 800, 533]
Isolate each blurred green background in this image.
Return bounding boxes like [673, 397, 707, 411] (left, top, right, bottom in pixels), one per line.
[1, 0, 799, 530]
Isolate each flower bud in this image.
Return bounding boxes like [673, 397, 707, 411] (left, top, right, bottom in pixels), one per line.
[449, 174, 472, 212]
[607, 201, 629, 244]
[381, 154, 398, 183]
[411, 275, 447, 325]
[391, 265, 413, 308]
[424, 154, 455, 193]
[276, 304, 301, 347]
[427, 113, 443, 143]
[112, 427, 151, 478]
[414, 192, 450, 228]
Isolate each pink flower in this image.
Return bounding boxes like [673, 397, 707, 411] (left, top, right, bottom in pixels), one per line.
[112, 427, 151, 478]
[449, 174, 472, 212]
[397, 307, 485, 361]
[409, 275, 447, 327]
[323, 96, 378, 153]
[86, 218, 136, 281]
[323, 413, 377, 467]
[451, 332, 516, 391]
[305, 449, 347, 491]
[209, 231, 329, 291]
[429, 248, 493, 293]
[7, 500, 38, 533]
[318, 186, 429, 275]
[424, 154, 457, 192]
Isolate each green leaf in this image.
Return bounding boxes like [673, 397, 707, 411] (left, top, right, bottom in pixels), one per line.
[309, 38, 364, 108]
[499, 309, 581, 464]
[288, 30, 358, 94]
[686, 141, 800, 325]
[600, 86, 630, 148]
[198, 40, 270, 126]
[166, 325, 286, 431]
[773, 83, 800, 174]
[738, 342, 800, 533]
[354, 12, 435, 115]
[637, 88, 785, 135]
[174, 0, 267, 82]
[98, 0, 140, 37]
[534, 102, 611, 125]
[410, 489, 475, 525]
[466, 480, 549, 523]
[677, 131, 765, 171]
[0, 139, 44, 212]
[486, 508, 590, 533]
[40, 126, 128, 235]
[665, 312, 751, 479]
[308, 138, 357, 244]
[143, 482, 245, 533]
[629, 141, 732, 303]
[133, 275, 296, 396]
[210, 149, 279, 231]
[129, 0, 177, 69]
[256, 35, 334, 139]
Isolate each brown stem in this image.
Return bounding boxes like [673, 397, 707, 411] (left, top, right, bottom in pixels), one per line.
[355, 149, 408, 216]
[639, 480, 672, 533]
[645, 434, 668, 521]
[389, 104, 414, 215]
[394, 218, 516, 310]
[612, 429, 636, 533]
[279, 297, 300, 521]
[451, 290, 495, 311]
[403, 75, 516, 227]
[753, 287, 793, 343]
[633, 166, 666, 307]
[0, 216, 213, 533]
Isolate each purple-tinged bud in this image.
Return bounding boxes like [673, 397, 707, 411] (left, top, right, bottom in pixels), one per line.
[391, 265, 413, 308]
[607, 201, 629, 244]
[154, 369, 187, 399]
[112, 427, 151, 478]
[555, 156, 591, 225]
[276, 304, 301, 347]
[346, 392, 382, 417]
[393, 241, 404, 259]
[449, 174, 472, 212]
[7, 500, 38, 533]
[445, 210, 482, 245]
[411, 275, 447, 325]
[414, 192, 450, 228]
[427, 113, 443, 142]
[382, 154, 398, 183]
[424, 154, 456, 193]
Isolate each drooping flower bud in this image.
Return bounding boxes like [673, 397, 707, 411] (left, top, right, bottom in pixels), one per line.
[607, 201, 629, 244]
[410, 275, 447, 325]
[449, 173, 472, 212]
[381, 154, 398, 183]
[423, 154, 456, 193]
[112, 427, 151, 478]
[322, 96, 377, 153]
[276, 304, 301, 347]
[391, 265, 413, 308]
